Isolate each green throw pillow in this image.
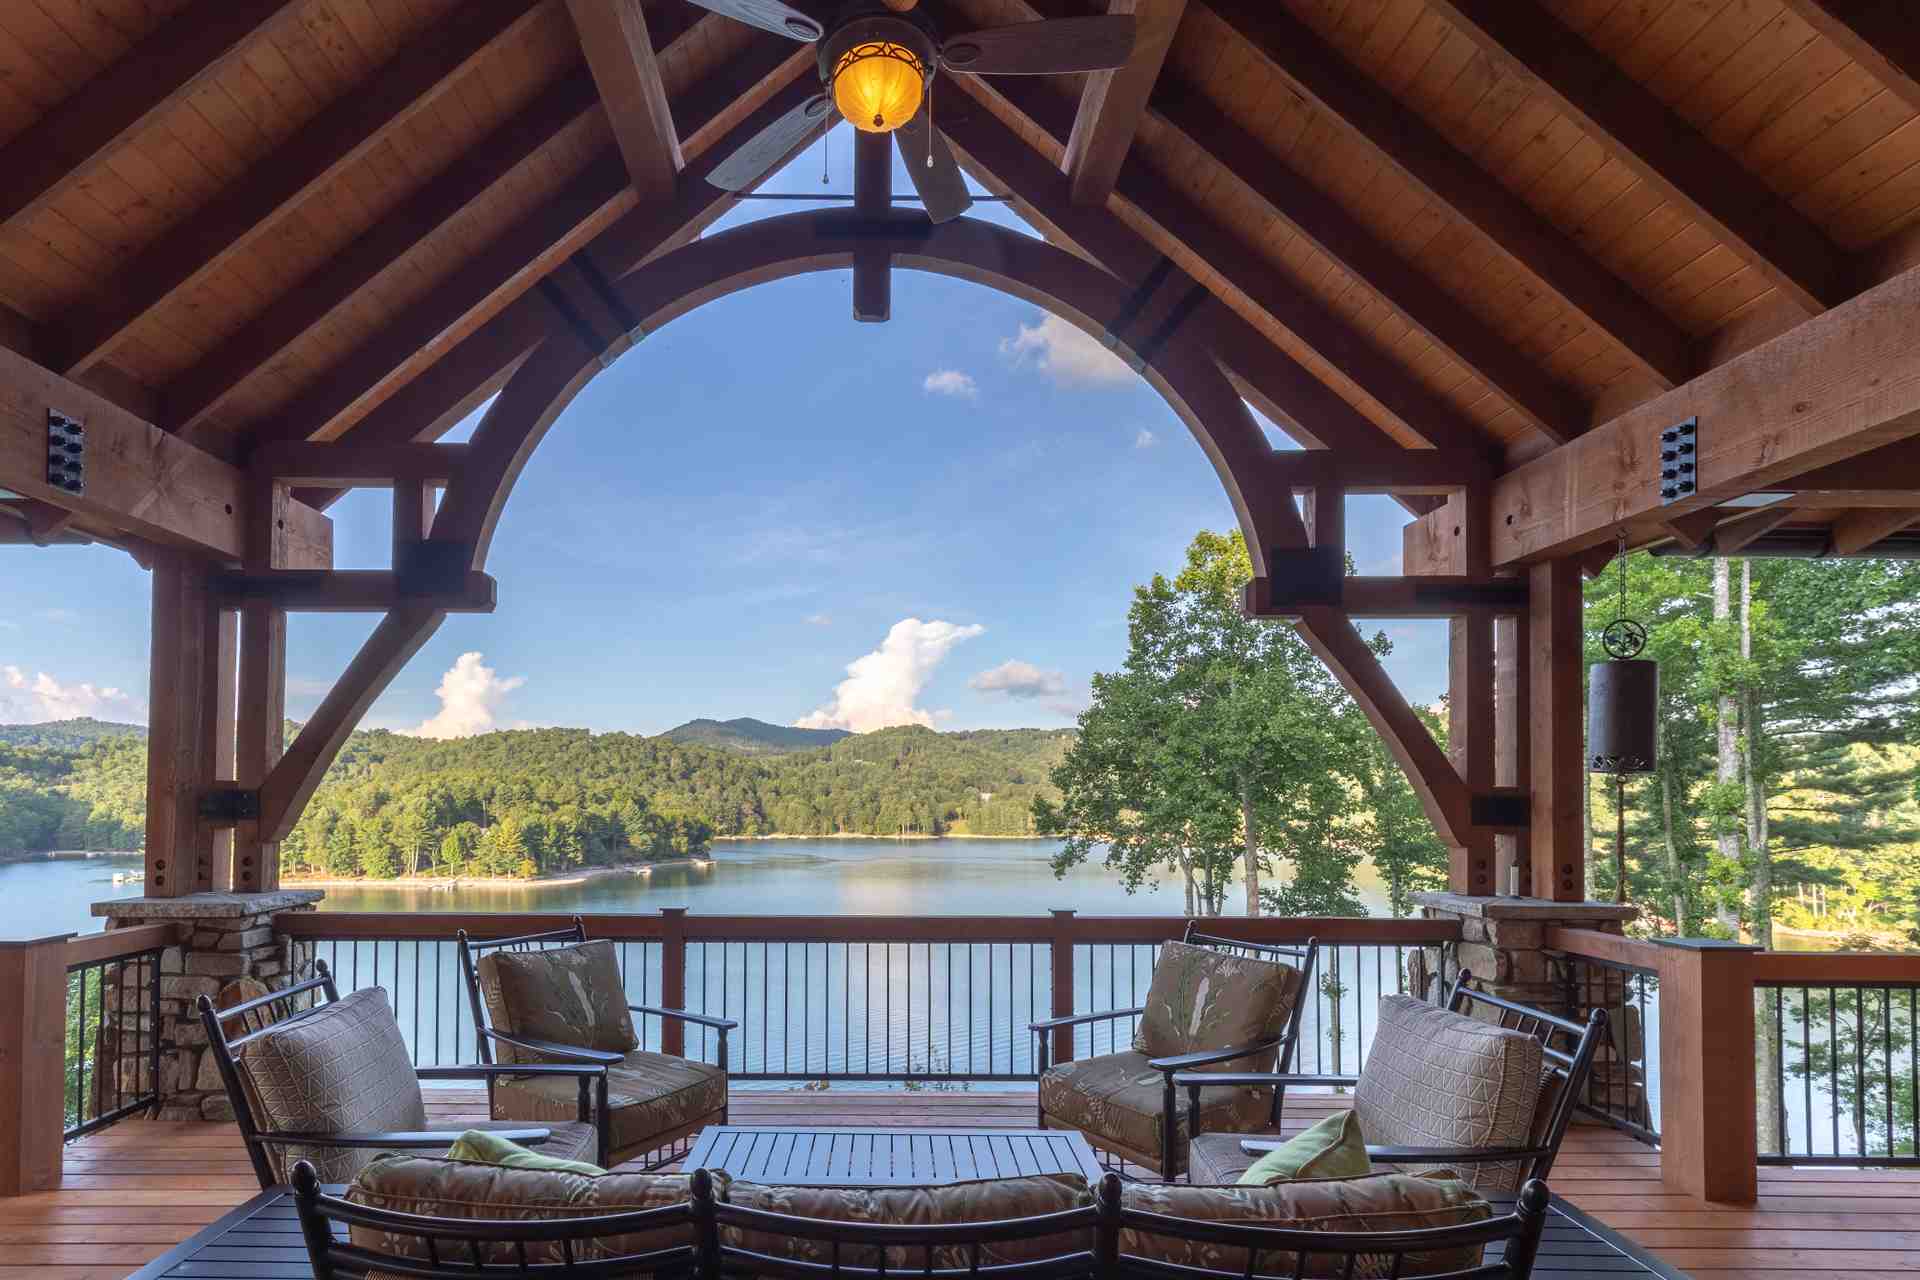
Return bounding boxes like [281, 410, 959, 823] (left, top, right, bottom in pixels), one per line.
[1236, 1110, 1371, 1185]
[445, 1128, 605, 1176]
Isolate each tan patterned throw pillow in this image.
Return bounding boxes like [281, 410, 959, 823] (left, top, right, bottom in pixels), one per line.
[477, 940, 640, 1064]
[1134, 941, 1302, 1072]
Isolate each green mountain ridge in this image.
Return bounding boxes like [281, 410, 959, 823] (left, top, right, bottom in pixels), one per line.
[659, 717, 850, 754]
[0, 717, 145, 749]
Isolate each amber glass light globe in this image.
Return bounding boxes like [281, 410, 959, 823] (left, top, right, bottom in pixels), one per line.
[832, 42, 924, 132]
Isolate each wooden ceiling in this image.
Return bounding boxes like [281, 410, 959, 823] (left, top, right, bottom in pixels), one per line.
[1, 0, 1918, 556]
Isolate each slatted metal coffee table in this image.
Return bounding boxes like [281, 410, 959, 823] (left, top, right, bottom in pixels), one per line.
[685, 1124, 1106, 1185]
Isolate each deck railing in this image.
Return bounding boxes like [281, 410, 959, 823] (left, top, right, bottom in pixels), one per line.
[1545, 928, 1662, 1146]
[62, 925, 168, 1140]
[274, 912, 1459, 1085]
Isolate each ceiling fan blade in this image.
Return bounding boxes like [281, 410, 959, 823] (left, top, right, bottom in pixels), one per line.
[896, 107, 972, 224]
[939, 16, 1135, 75]
[705, 93, 833, 192]
[684, 0, 823, 42]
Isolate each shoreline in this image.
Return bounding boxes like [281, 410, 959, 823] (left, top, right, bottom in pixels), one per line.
[284, 863, 696, 890]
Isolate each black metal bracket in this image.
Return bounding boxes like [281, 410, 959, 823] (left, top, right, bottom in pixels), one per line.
[396, 538, 474, 598]
[1470, 793, 1530, 828]
[198, 788, 261, 822]
[47, 410, 84, 496]
[1658, 418, 1697, 505]
[1248, 547, 1347, 611]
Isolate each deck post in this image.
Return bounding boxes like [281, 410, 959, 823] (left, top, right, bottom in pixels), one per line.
[0, 933, 75, 1196]
[660, 908, 688, 1058]
[1527, 557, 1585, 901]
[1049, 909, 1077, 1066]
[1656, 939, 1762, 1203]
[145, 549, 225, 897]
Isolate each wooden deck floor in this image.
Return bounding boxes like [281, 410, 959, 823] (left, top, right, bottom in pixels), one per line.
[6, 1090, 1917, 1280]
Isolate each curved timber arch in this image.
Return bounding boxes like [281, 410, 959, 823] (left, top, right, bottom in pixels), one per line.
[261, 211, 1477, 875]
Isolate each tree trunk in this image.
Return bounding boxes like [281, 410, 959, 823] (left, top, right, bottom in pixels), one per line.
[1180, 850, 1197, 918]
[1613, 774, 1627, 904]
[1742, 561, 1773, 950]
[1713, 557, 1742, 929]
[1659, 719, 1685, 934]
[1239, 773, 1261, 917]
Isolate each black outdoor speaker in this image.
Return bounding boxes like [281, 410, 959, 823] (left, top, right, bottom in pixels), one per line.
[1588, 660, 1658, 773]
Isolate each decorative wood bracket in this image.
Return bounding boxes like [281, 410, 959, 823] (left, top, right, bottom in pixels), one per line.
[1247, 573, 1527, 618]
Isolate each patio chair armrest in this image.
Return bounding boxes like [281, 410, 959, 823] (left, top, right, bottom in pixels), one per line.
[253, 1128, 553, 1149]
[1172, 1071, 1360, 1089]
[1147, 1038, 1282, 1074]
[629, 1004, 738, 1031]
[1028, 1006, 1147, 1032]
[1363, 1145, 1554, 1164]
[483, 1029, 624, 1066]
[416, 1063, 606, 1081]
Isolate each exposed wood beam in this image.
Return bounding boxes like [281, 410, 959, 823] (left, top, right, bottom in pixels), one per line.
[257, 36, 815, 450]
[566, 0, 683, 199]
[1269, 448, 1490, 495]
[0, 0, 303, 232]
[1151, 82, 1587, 443]
[1063, 0, 1187, 205]
[1778, 2, 1920, 115]
[1421, 0, 1845, 315]
[1829, 507, 1920, 556]
[1421, 265, 1920, 567]
[52, 0, 548, 378]
[251, 443, 471, 487]
[1246, 574, 1527, 619]
[939, 62, 1491, 455]
[1203, 0, 1692, 391]
[1714, 509, 1798, 556]
[1660, 508, 1724, 552]
[0, 344, 329, 565]
[211, 568, 496, 613]
[1778, 438, 1920, 491]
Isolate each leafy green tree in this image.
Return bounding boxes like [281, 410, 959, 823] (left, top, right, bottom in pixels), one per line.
[1356, 707, 1449, 917]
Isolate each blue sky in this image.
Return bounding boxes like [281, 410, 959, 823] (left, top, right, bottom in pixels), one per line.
[0, 134, 1447, 736]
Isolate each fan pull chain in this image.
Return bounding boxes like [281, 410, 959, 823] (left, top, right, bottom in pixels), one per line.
[822, 118, 830, 186]
[926, 77, 935, 168]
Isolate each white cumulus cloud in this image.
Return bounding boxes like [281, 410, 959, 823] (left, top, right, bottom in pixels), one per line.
[796, 618, 984, 734]
[0, 665, 144, 723]
[922, 369, 978, 398]
[1000, 313, 1134, 387]
[1135, 428, 1157, 448]
[968, 660, 1067, 700]
[408, 652, 525, 739]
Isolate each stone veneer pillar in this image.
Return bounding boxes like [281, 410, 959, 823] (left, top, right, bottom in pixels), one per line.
[91, 890, 323, 1121]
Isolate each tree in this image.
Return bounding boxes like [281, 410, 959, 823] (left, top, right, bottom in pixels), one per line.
[1036, 530, 1378, 917]
[1357, 707, 1449, 917]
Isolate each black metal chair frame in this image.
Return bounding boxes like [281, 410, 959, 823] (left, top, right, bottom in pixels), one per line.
[1027, 924, 1321, 1182]
[200, 959, 608, 1191]
[293, 1161, 1553, 1280]
[1177, 970, 1608, 1187]
[455, 916, 738, 1169]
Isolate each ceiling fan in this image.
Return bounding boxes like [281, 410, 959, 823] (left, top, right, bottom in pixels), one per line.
[697, 0, 1136, 222]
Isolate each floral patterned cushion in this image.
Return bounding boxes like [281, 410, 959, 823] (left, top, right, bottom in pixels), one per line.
[1134, 941, 1302, 1074]
[719, 1174, 1093, 1269]
[493, 1052, 727, 1163]
[1119, 1173, 1492, 1277]
[232, 986, 427, 1184]
[346, 1157, 701, 1264]
[1355, 996, 1545, 1193]
[476, 940, 639, 1065]
[1039, 1050, 1271, 1167]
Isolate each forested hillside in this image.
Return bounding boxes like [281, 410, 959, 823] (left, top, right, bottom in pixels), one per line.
[0, 720, 1072, 879]
[659, 717, 851, 754]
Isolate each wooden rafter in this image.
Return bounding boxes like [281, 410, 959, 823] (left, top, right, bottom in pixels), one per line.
[943, 62, 1491, 455]
[566, 0, 683, 199]
[0, 0, 303, 232]
[253, 38, 815, 451]
[1149, 83, 1587, 443]
[1420, 0, 1845, 315]
[1714, 509, 1797, 556]
[1829, 507, 1920, 556]
[52, 0, 549, 378]
[1062, 0, 1187, 206]
[1203, 0, 1693, 392]
[1778, 2, 1920, 115]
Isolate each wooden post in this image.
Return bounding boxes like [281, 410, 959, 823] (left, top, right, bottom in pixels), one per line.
[1494, 612, 1531, 896]
[234, 477, 289, 891]
[1448, 611, 1495, 895]
[1528, 557, 1585, 900]
[209, 608, 238, 890]
[1656, 940, 1761, 1202]
[1049, 909, 1077, 1067]
[146, 550, 221, 897]
[660, 908, 688, 1058]
[0, 934, 74, 1197]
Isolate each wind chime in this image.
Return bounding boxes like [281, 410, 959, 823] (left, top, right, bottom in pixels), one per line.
[1588, 530, 1659, 904]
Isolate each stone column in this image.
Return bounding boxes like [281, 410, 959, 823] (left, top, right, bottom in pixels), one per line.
[91, 890, 323, 1121]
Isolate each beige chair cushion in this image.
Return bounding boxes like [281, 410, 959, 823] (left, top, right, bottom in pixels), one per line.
[720, 1174, 1092, 1269]
[1039, 1050, 1271, 1168]
[347, 1157, 700, 1263]
[1134, 941, 1301, 1075]
[1355, 995, 1546, 1192]
[476, 940, 639, 1066]
[493, 1052, 727, 1161]
[233, 986, 427, 1184]
[1119, 1172, 1492, 1277]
